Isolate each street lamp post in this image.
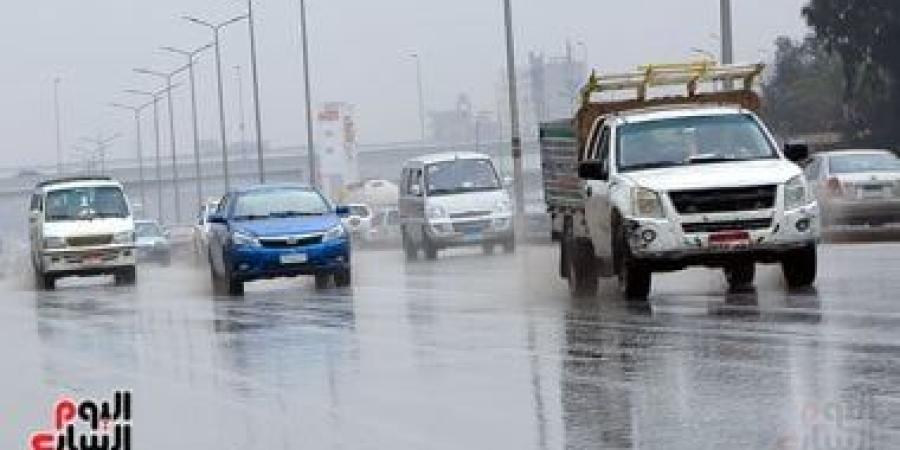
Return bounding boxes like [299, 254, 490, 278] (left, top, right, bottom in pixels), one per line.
[135, 66, 189, 224]
[184, 14, 249, 192]
[126, 86, 174, 223]
[110, 101, 153, 214]
[720, 0, 734, 88]
[54, 78, 63, 175]
[246, 0, 266, 184]
[234, 65, 248, 162]
[299, 0, 316, 187]
[410, 53, 426, 148]
[80, 133, 120, 176]
[502, 0, 526, 236]
[162, 43, 213, 212]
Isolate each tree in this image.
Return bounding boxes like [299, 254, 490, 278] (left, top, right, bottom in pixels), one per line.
[803, 0, 900, 146]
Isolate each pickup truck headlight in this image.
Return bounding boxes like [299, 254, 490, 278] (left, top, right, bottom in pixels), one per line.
[784, 175, 809, 210]
[113, 231, 135, 244]
[426, 205, 448, 220]
[43, 236, 67, 249]
[231, 231, 259, 247]
[323, 224, 347, 242]
[633, 187, 665, 218]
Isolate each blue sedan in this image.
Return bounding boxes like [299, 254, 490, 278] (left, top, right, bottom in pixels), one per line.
[207, 185, 352, 295]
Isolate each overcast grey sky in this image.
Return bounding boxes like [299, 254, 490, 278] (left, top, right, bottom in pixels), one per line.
[0, 0, 809, 169]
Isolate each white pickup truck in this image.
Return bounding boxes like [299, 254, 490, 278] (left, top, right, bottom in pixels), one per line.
[541, 63, 820, 300]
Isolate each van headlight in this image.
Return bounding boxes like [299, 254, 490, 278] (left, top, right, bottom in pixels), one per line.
[632, 187, 664, 218]
[784, 175, 808, 210]
[232, 231, 259, 247]
[43, 236, 67, 249]
[426, 205, 448, 220]
[323, 224, 347, 242]
[494, 199, 512, 215]
[113, 231, 135, 244]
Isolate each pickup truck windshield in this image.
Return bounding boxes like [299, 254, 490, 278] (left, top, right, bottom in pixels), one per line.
[617, 114, 776, 172]
[232, 188, 330, 219]
[45, 186, 129, 221]
[829, 153, 900, 174]
[426, 159, 500, 196]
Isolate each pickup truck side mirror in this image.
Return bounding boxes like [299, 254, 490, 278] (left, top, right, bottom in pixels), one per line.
[207, 213, 227, 225]
[335, 206, 351, 218]
[29, 210, 40, 223]
[784, 143, 810, 163]
[578, 160, 608, 181]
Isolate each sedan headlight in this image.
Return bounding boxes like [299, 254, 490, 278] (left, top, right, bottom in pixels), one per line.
[632, 187, 664, 218]
[43, 236, 67, 249]
[113, 231, 135, 244]
[494, 198, 512, 215]
[231, 231, 259, 247]
[426, 205, 448, 220]
[323, 224, 347, 242]
[784, 175, 809, 210]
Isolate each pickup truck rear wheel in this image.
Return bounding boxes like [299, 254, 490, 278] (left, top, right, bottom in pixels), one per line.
[782, 243, 817, 288]
[566, 237, 599, 298]
[724, 263, 755, 289]
[401, 226, 418, 261]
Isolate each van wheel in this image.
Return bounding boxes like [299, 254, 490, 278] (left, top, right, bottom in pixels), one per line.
[115, 266, 137, 286]
[567, 237, 599, 298]
[615, 228, 651, 301]
[724, 263, 755, 289]
[402, 226, 418, 261]
[422, 227, 438, 260]
[782, 243, 817, 288]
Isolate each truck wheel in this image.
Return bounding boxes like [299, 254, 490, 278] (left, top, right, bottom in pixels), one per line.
[422, 227, 438, 260]
[782, 243, 817, 288]
[314, 274, 332, 290]
[334, 268, 352, 287]
[724, 263, 755, 289]
[482, 242, 495, 255]
[402, 226, 418, 261]
[37, 272, 56, 291]
[115, 266, 137, 286]
[502, 237, 516, 254]
[566, 237, 599, 298]
[615, 229, 651, 300]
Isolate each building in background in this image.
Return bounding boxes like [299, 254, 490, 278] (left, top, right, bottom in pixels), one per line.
[315, 102, 359, 198]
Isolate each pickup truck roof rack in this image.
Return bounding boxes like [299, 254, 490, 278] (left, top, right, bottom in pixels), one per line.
[36, 176, 113, 188]
[575, 61, 765, 147]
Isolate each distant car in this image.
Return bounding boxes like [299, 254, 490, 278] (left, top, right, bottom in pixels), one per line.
[135, 220, 171, 265]
[341, 204, 374, 243]
[28, 177, 137, 290]
[193, 198, 220, 258]
[207, 185, 352, 295]
[804, 150, 900, 227]
[368, 208, 402, 246]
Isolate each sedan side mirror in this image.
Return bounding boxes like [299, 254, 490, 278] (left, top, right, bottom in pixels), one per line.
[335, 206, 351, 218]
[578, 160, 608, 181]
[207, 213, 227, 225]
[784, 142, 810, 163]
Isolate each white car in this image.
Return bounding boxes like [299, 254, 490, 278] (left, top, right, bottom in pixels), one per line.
[341, 204, 374, 243]
[193, 198, 220, 258]
[29, 177, 137, 290]
[803, 149, 900, 227]
[398, 152, 515, 260]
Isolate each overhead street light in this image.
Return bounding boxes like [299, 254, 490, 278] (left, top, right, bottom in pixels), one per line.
[162, 42, 213, 212]
[245, 0, 266, 184]
[126, 84, 177, 223]
[409, 53, 426, 148]
[109, 101, 154, 213]
[134, 65, 189, 223]
[183, 14, 249, 192]
[502, 0, 526, 239]
[299, 0, 316, 187]
[80, 133, 121, 176]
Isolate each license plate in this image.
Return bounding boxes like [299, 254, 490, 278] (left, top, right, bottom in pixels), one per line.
[859, 188, 885, 199]
[709, 231, 750, 249]
[83, 254, 105, 265]
[463, 233, 483, 242]
[280, 253, 308, 264]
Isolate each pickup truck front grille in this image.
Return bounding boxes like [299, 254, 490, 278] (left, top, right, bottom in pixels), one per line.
[259, 235, 323, 248]
[453, 220, 491, 233]
[682, 218, 772, 233]
[66, 234, 113, 247]
[669, 185, 777, 214]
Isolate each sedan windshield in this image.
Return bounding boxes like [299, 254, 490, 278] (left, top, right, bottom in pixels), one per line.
[829, 153, 900, 174]
[617, 114, 777, 172]
[426, 159, 500, 196]
[45, 186, 129, 221]
[136, 222, 164, 238]
[232, 188, 330, 219]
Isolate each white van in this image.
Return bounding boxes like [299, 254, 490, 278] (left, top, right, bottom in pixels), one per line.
[399, 152, 515, 260]
[29, 177, 137, 290]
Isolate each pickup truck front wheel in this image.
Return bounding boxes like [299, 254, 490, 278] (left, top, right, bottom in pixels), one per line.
[615, 230, 651, 301]
[566, 237, 599, 298]
[782, 243, 817, 288]
[724, 263, 755, 289]
[114, 266, 137, 286]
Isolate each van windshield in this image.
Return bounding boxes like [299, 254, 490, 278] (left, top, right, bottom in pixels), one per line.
[45, 186, 130, 221]
[425, 159, 500, 196]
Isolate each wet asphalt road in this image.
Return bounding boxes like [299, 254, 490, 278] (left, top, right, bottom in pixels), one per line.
[2, 242, 900, 449]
